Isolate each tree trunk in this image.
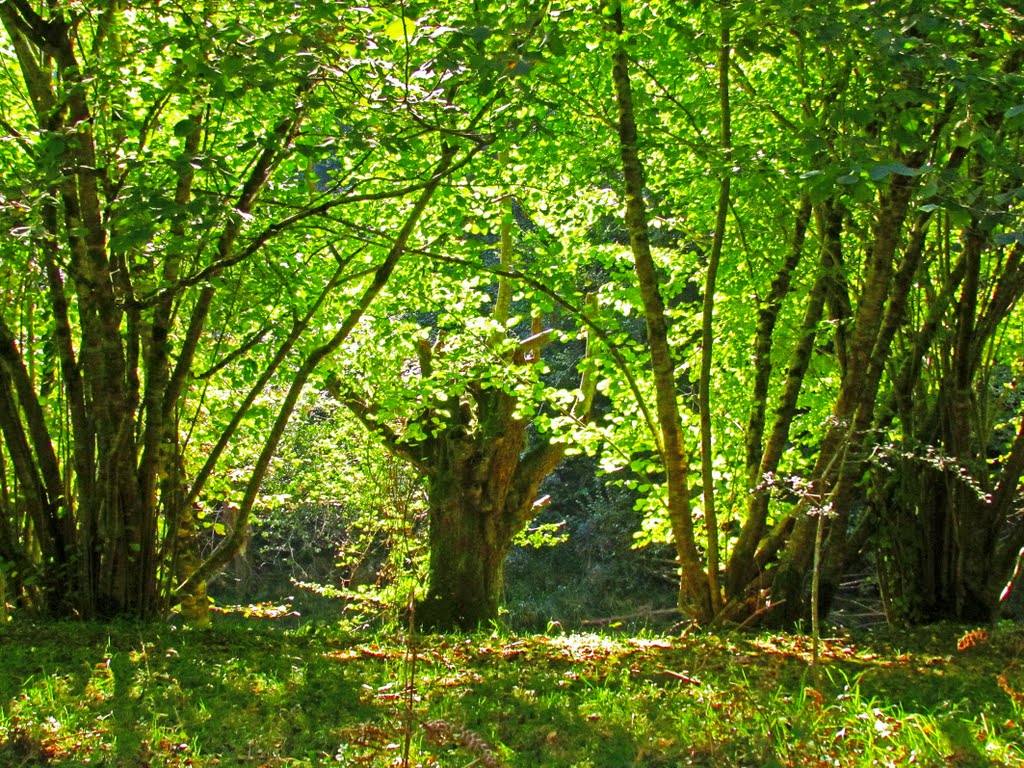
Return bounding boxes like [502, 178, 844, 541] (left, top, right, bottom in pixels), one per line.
[608, 1, 712, 622]
[418, 456, 514, 630]
[873, 230, 1024, 625]
[770, 175, 917, 625]
[725, 201, 833, 603]
[173, 502, 211, 627]
[411, 364, 594, 630]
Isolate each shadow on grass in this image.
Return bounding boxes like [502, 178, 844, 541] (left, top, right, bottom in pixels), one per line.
[0, 619, 386, 765]
[1, 619, 1021, 766]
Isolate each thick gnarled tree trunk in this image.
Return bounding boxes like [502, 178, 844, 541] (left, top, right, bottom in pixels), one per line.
[417, 371, 594, 628]
[417, 406, 528, 629]
[338, 346, 595, 630]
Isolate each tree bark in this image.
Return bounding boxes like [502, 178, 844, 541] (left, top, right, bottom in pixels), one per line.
[771, 175, 917, 625]
[416, 416, 520, 630]
[608, 1, 712, 622]
[697, 4, 733, 614]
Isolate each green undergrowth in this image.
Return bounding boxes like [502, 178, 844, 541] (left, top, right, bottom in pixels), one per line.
[1, 619, 1022, 767]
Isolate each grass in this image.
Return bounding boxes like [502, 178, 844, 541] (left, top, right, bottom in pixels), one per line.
[1, 617, 1022, 767]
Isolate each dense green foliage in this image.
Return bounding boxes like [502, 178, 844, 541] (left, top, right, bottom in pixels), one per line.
[2, 620, 1023, 766]
[1, 0, 1024, 629]
[0, 0, 496, 621]
[6, 4, 1024, 768]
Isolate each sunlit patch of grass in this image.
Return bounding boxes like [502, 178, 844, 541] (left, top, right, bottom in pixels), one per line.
[2, 620, 1023, 766]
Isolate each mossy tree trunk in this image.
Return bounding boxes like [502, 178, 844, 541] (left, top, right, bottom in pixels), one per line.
[337, 339, 596, 630]
[607, 0, 714, 622]
[416, 388, 538, 629]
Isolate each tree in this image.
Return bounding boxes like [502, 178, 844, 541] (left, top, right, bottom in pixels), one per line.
[326, 195, 598, 629]
[570, 0, 1024, 626]
[606, 0, 714, 622]
[0, 0, 489, 619]
[761, 0, 1024, 625]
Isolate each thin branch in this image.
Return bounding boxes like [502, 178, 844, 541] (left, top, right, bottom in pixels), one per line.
[141, 141, 487, 308]
[409, 247, 660, 451]
[177, 145, 456, 596]
[325, 375, 432, 474]
[176, 251, 359, 517]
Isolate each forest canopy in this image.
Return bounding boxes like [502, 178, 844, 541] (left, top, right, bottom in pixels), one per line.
[0, 0, 1022, 631]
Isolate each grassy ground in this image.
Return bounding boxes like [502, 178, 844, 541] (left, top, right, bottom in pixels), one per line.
[1, 617, 1022, 767]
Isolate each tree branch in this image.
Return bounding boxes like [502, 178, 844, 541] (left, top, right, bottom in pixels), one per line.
[176, 144, 456, 596]
[141, 141, 488, 308]
[325, 374, 431, 474]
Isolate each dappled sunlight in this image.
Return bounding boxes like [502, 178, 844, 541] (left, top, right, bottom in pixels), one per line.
[3, 621, 1022, 766]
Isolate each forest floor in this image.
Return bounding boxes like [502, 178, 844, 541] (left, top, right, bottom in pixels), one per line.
[1, 615, 1022, 767]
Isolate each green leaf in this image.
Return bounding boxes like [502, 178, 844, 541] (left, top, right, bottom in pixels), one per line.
[511, 59, 534, 77]
[109, 225, 155, 252]
[947, 204, 972, 227]
[888, 163, 920, 177]
[868, 165, 891, 182]
[869, 162, 921, 182]
[385, 16, 416, 41]
[546, 30, 566, 57]
[173, 118, 198, 137]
